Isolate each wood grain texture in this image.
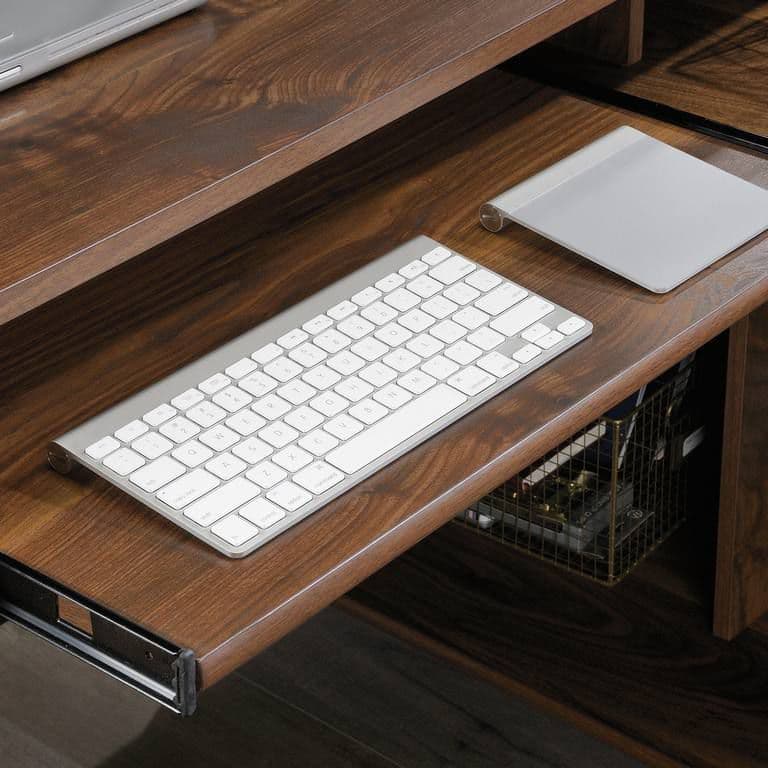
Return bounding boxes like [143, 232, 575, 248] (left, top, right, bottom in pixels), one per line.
[0, 0, 618, 326]
[516, 0, 768, 137]
[714, 305, 768, 640]
[551, 0, 645, 65]
[348, 525, 768, 768]
[2, 70, 768, 690]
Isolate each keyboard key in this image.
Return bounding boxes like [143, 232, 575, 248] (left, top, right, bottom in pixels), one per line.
[336, 315, 375, 340]
[383, 348, 420, 373]
[171, 388, 204, 411]
[467, 326, 504, 351]
[360, 301, 397, 325]
[407, 275, 442, 298]
[159, 416, 201, 443]
[298, 429, 339, 456]
[475, 283, 528, 316]
[288, 342, 327, 367]
[103, 447, 145, 476]
[172, 440, 213, 468]
[252, 393, 292, 420]
[558, 316, 587, 336]
[314, 329, 352, 354]
[184, 477, 259, 526]
[375, 273, 405, 292]
[258, 421, 299, 449]
[205, 452, 248, 480]
[453, 306, 489, 330]
[445, 341, 482, 365]
[186, 401, 227, 428]
[384, 287, 420, 312]
[239, 497, 286, 528]
[293, 461, 345, 495]
[536, 330, 565, 350]
[211, 515, 259, 546]
[359, 362, 397, 387]
[334, 376, 373, 402]
[226, 410, 265, 436]
[326, 351, 365, 376]
[277, 380, 316, 406]
[143, 403, 177, 427]
[303, 314, 333, 335]
[406, 333, 444, 358]
[398, 308, 434, 333]
[399, 260, 428, 279]
[490, 297, 554, 337]
[225, 358, 258, 379]
[252, 343, 282, 364]
[245, 461, 287, 489]
[374, 322, 412, 347]
[199, 373, 231, 395]
[465, 268, 502, 291]
[86, 436, 120, 460]
[430, 320, 466, 344]
[429, 255, 475, 285]
[267, 482, 313, 512]
[326, 384, 466, 474]
[444, 282, 480, 306]
[421, 355, 459, 380]
[327, 300, 357, 320]
[132, 432, 173, 460]
[351, 337, 388, 361]
[284, 405, 324, 433]
[129, 456, 186, 492]
[324, 414, 364, 440]
[310, 391, 350, 417]
[212, 386, 253, 413]
[348, 398, 388, 425]
[447, 366, 496, 396]
[351, 286, 382, 307]
[272, 445, 313, 473]
[238, 371, 279, 398]
[398, 370, 436, 395]
[264, 356, 303, 382]
[373, 384, 412, 409]
[157, 468, 219, 510]
[513, 344, 542, 364]
[422, 295, 458, 320]
[199, 425, 239, 452]
[232, 436, 274, 464]
[477, 352, 519, 378]
[302, 364, 341, 390]
[421, 246, 451, 265]
[277, 328, 308, 350]
[115, 420, 148, 443]
[521, 322, 551, 343]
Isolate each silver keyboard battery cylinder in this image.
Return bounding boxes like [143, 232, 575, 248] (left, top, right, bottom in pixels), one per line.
[50, 236, 592, 558]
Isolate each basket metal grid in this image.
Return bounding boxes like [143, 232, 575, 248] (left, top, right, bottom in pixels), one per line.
[458, 362, 699, 584]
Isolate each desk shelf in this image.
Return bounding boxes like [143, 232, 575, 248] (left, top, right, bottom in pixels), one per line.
[2, 68, 768, 702]
[0, 0, 616, 326]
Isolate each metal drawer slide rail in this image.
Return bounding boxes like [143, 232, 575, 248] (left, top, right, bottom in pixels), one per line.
[0, 554, 197, 715]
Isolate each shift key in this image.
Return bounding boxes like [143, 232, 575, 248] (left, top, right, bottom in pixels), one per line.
[183, 476, 260, 526]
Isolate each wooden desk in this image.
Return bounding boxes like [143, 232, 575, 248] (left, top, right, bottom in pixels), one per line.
[3, 0, 768, 735]
[3, 61, 768, 706]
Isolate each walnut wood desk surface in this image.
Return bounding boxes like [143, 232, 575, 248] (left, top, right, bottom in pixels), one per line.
[2, 70, 768, 689]
[0, 0, 616, 326]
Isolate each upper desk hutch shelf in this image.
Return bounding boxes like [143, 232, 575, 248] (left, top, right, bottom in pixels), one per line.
[0, 0, 617, 325]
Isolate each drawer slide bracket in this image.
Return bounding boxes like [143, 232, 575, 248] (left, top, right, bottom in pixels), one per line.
[0, 554, 197, 716]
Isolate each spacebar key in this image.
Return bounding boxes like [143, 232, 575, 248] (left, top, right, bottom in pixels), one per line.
[326, 384, 467, 474]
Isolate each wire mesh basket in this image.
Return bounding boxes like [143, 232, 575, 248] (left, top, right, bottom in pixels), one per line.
[458, 358, 702, 584]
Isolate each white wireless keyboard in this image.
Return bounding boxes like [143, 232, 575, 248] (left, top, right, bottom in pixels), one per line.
[50, 236, 592, 557]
